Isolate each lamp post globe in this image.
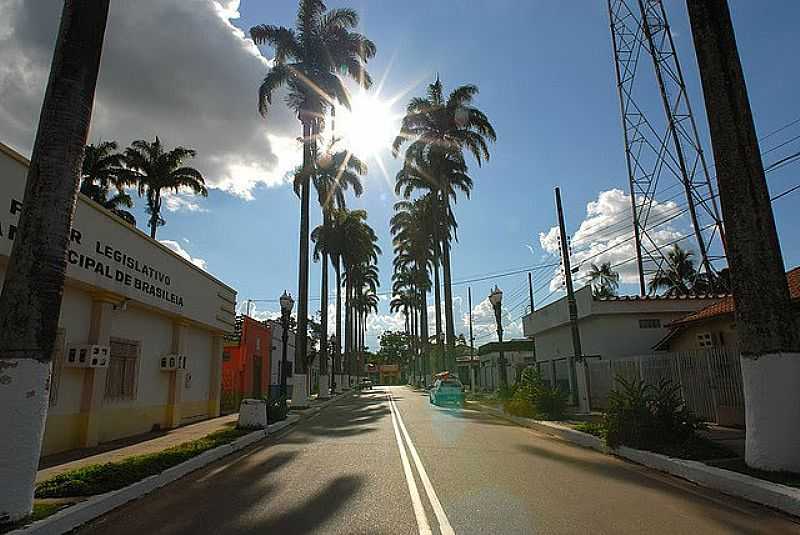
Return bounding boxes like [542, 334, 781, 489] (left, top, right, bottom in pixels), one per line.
[280, 290, 294, 315]
[488, 285, 508, 390]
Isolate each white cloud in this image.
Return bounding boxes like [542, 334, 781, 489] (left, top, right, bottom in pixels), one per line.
[162, 192, 208, 213]
[538, 189, 685, 292]
[0, 0, 298, 201]
[159, 239, 208, 270]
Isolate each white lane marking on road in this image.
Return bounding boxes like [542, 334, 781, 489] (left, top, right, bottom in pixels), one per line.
[389, 391, 456, 535]
[387, 391, 433, 535]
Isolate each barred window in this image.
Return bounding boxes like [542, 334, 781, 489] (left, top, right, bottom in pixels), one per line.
[696, 332, 714, 348]
[638, 319, 661, 329]
[105, 338, 139, 401]
[49, 329, 66, 407]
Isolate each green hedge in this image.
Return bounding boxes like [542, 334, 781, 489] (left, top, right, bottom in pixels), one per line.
[35, 427, 248, 498]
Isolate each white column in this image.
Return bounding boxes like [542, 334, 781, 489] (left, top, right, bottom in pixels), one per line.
[741, 353, 800, 471]
[0, 358, 51, 522]
[291, 373, 309, 408]
[318, 374, 330, 399]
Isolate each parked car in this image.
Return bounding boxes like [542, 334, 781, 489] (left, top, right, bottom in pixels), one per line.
[429, 377, 464, 407]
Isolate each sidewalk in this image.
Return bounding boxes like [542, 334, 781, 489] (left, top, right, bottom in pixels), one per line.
[37, 414, 239, 483]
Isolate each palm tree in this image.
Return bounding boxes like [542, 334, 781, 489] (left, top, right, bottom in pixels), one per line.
[80, 141, 136, 225]
[393, 76, 496, 370]
[122, 137, 207, 239]
[335, 209, 380, 381]
[587, 262, 620, 298]
[395, 145, 472, 372]
[648, 244, 698, 296]
[250, 0, 375, 378]
[304, 142, 365, 386]
[0, 2, 110, 522]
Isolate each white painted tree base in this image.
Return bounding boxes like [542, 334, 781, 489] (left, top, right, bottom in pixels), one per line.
[318, 374, 330, 399]
[291, 373, 309, 407]
[0, 358, 50, 523]
[741, 352, 800, 472]
[237, 399, 267, 429]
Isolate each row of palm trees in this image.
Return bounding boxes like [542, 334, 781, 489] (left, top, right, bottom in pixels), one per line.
[79, 138, 207, 239]
[389, 77, 497, 379]
[250, 0, 377, 378]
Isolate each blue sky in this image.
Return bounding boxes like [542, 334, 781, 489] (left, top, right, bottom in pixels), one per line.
[2, 1, 799, 349]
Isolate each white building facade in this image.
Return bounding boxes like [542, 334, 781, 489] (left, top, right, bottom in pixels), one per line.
[0, 142, 237, 455]
[523, 285, 721, 363]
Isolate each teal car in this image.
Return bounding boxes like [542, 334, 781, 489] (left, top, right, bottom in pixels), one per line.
[429, 377, 464, 407]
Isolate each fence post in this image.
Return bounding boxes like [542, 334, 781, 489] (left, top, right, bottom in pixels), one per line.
[637, 355, 645, 382]
[704, 349, 720, 424]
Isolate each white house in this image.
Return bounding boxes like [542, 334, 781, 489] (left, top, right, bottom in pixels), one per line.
[523, 285, 722, 363]
[0, 141, 237, 455]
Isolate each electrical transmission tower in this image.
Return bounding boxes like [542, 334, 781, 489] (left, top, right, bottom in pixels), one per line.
[608, 0, 726, 295]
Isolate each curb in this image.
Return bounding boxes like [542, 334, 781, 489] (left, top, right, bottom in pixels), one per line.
[12, 394, 349, 535]
[470, 402, 800, 518]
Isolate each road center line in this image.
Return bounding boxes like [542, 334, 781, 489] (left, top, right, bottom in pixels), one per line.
[387, 391, 432, 535]
[389, 391, 456, 535]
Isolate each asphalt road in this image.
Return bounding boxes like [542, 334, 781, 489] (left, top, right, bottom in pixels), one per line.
[79, 386, 800, 534]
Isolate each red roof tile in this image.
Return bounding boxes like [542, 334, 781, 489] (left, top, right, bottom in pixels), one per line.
[671, 267, 800, 326]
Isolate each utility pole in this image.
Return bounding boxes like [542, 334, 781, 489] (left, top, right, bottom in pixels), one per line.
[687, 0, 800, 471]
[527, 272, 535, 313]
[468, 286, 476, 392]
[555, 187, 583, 407]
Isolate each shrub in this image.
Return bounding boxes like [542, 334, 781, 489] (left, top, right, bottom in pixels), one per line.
[604, 376, 704, 450]
[507, 368, 568, 420]
[496, 384, 515, 401]
[503, 398, 537, 418]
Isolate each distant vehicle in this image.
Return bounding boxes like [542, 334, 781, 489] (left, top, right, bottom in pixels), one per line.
[360, 378, 373, 390]
[429, 377, 464, 407]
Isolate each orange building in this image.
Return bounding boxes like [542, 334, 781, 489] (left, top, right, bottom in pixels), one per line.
[221, 316, 272, 412]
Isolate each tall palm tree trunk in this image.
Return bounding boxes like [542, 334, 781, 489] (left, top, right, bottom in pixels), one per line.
[441, 199, 457, 371]
[334, 257, 342, 385]
[345, 276, 352, 378]
[433, 257, 443, 372]
[0, 1, 110, 522]
[295, 118, 313, 377]
[320, 248, 329, 379]
[688, 0, 800, 471]
[148, 190, 161, 239]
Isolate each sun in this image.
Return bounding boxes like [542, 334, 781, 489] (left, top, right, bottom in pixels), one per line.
[335, 93, 400, 160]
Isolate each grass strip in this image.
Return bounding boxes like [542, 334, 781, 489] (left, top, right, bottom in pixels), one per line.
[35, 427, 250, 498]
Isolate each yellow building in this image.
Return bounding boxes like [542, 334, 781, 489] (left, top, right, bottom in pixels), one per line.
[0, 142, 237, 455]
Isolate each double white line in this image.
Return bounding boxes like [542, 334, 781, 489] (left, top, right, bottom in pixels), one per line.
[387, 390, 455, 535]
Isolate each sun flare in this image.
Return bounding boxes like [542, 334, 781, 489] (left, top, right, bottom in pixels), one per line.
[334, 93, 400, 160]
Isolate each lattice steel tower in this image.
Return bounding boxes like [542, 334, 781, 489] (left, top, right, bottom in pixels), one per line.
[608, 0, 726, 295]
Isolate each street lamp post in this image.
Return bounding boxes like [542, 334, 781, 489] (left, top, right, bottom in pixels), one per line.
[330, 334, 337, 394]
[279, 290, 294, 399]
[489, 286, 508, 390]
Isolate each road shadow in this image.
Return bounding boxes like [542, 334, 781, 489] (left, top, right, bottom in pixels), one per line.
[252, 475, 364, 533]
[516, 443, 784, 535]
[278, 391, 391, 444]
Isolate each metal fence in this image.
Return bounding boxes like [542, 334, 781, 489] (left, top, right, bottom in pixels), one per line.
[587, 348, 745, 425]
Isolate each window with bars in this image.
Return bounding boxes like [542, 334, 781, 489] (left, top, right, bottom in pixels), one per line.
[696, 332, 714, 349]
[105, 338, 140, 401]
[49, 329, 66, 407]
[638, 319, 661, 329]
